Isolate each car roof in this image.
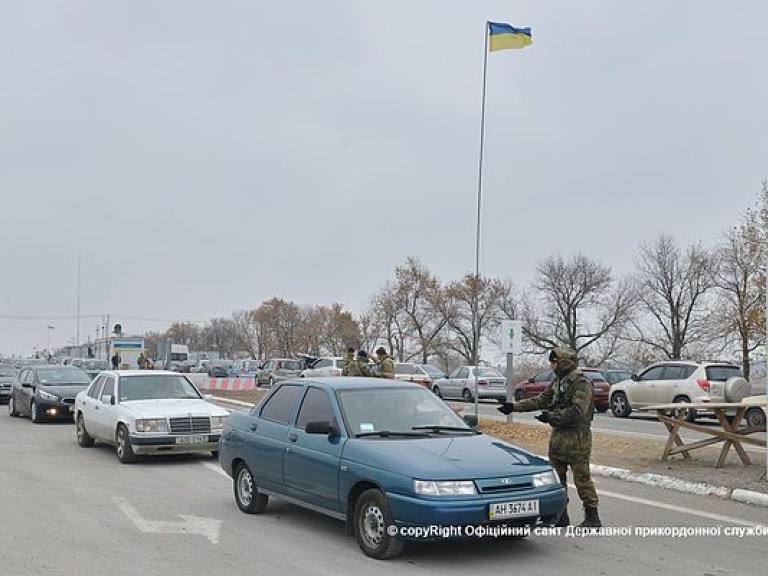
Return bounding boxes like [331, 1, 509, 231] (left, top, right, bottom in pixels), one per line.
[295, 377, 419, 391]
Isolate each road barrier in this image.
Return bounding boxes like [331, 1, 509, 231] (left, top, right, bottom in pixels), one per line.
[202, 377, 257, 391]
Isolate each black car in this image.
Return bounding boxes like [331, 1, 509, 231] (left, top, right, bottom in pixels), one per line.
[0, 365, 18, 404]
[8, 365, 92, 422]
[207, 360, 233, 378]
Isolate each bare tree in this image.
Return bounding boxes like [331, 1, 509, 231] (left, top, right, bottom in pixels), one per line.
[523, 253, 636, 364]
[165, 322, 203, 349]
[392, 257, 447, 363]
[632, 234, 718, 359]
[230, 310, 261, 358]
[436, 274, 510, 364]
[712, 213, 764, 378]
[200, 317, 239, 358]
[253, 298, 302, 358]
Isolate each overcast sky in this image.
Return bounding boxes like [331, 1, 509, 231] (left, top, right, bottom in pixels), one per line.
[1, 1, 766, 356]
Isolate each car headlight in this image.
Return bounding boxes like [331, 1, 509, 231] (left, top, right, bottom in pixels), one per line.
[414, 480, 477, 496]
[38, 390, 59, 402]
[532, 470, 559, 488]
[135, 418, 169, 433]
[211, 415, 229, 430]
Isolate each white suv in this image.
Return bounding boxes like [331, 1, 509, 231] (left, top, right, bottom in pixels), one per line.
[609, 361, 749, 422]
[300, 357, 345, 378]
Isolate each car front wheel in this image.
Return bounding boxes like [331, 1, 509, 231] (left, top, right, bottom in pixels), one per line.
[30, 401, 43, 423]
[8, 395, 19, 417]
[354, 489, 404, 560]
[432, 386, 442, 398]
[610, 392, 631, 418]
[671, 396, 696, 423]
[116, 424, 137, 464]
[462, 388, 474, 403]
[234, 462, 268, 514]
[76, 414, 95, 447]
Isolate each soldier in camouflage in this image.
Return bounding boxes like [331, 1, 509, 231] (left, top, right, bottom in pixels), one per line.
[374, 347, 395, 379]
[343, 346, 355, 371]
[342, 350, 371, 377]
[498, 346, 601, 528]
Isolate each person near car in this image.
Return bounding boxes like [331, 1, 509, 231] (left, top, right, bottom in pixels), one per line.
[497, 346, 602, 529]
[110, 353, 120, 370]
[137, 352, 148, 370]
[342, 350, 371, 376]
[373, 347, 395, 379]
[343, 346, 355, 370]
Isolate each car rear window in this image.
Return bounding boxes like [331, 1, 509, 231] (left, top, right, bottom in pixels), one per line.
[705, 366, 742, 381]
[280, 360, 303, 371]
[583, 371, 607, 382]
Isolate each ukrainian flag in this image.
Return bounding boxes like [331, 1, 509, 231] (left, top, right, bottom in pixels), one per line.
[488, 22, 532, 52]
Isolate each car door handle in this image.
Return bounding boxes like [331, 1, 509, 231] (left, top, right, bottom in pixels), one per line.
[288, 432, 298, 442]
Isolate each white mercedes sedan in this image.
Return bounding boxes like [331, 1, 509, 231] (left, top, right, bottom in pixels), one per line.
[73, 370, 229, 464]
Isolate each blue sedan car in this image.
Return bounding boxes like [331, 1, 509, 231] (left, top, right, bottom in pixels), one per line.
[219, 378, 566, 559]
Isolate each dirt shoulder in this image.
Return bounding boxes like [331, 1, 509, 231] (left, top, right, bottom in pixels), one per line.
[208, 390, 768, 496]
[479, 420, 768, 496]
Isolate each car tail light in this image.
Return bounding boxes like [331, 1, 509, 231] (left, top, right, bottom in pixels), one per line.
[414, 378, 430, 387]
[477, 380, 488, 387]
[697, 379, 710, 392]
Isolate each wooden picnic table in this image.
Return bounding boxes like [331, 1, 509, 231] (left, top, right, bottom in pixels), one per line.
[638, 402, 766, 468]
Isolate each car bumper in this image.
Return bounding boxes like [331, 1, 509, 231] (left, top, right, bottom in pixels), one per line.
[477, 388, 508, 400]
[0, 388, 10, 403]
[36, 401, 76, 419]
[130, 433, 221, 455]
[386, 486, 566, 537]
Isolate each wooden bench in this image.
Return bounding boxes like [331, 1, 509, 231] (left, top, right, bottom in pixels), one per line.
[638, 402, 766, 468]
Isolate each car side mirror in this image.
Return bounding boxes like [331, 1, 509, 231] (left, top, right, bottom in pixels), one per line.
[305, 420, 340, 436]
[631, 374, 639, 381]
[462, 414, 478, 428]
[528, 378, 534, 384]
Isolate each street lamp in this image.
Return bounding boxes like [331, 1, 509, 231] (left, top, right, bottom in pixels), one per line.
[46, 325, 55, 357]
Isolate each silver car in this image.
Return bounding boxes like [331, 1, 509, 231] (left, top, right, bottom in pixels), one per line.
[431, 365, 507, 403]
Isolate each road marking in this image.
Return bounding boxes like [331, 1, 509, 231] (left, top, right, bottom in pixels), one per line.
[584, 486, 762, 527]
[202, 461, 230, 478]
[113, 497, 222, 544]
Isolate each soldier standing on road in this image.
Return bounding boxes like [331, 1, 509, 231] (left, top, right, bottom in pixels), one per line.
[111, 352, 120, 370]
[374, 347, 395, 379]
[497, 346, 601, 528]
[137, 352, 148, 370]
[342, 350, 371, 376]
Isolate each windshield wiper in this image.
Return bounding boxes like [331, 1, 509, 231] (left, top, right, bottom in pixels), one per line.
[356, 430, 431, 438]
[411, 425, 478, 434]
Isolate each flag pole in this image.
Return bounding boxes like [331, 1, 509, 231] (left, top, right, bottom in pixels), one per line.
[472, 22, 490, 422]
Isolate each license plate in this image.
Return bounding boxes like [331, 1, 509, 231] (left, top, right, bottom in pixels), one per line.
[489, 499, 539, 520]
[176, 435, 208, 445]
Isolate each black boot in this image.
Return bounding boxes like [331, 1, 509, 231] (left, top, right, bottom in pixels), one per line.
[555, 507, 570, 527]
[578, 506, 602, 528]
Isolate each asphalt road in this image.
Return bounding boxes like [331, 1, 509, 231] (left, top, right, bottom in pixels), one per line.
[1, 410, 766, 576]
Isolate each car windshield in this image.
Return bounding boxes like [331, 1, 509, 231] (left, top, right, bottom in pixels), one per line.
[119, 375, 202, 401]
[583, 371, 607, 382]
[419, 365, 445, 378]
[280, 360, 303, 371]
[339, 387, 469, 437]
[606, 370, 631, 383]
[37, 368, 91, 385]
[82, 360, 109, 370]
[471, 367, 504, 378]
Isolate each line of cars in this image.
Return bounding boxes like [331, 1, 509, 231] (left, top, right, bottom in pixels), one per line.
[2, 357, 569, 560]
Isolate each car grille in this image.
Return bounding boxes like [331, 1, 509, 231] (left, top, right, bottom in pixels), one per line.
[476, 477, 533, 494]
[169, 417, 211, 434]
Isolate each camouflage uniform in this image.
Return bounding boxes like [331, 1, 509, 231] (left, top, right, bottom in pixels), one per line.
[513, 347, 599, 522]
[342, 353, 371, 377]
[374, 350, 395, 379]
[343, 349, 355, 371]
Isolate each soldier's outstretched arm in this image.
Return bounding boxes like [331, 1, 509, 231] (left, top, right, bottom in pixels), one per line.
[514, 383, 555, 412]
